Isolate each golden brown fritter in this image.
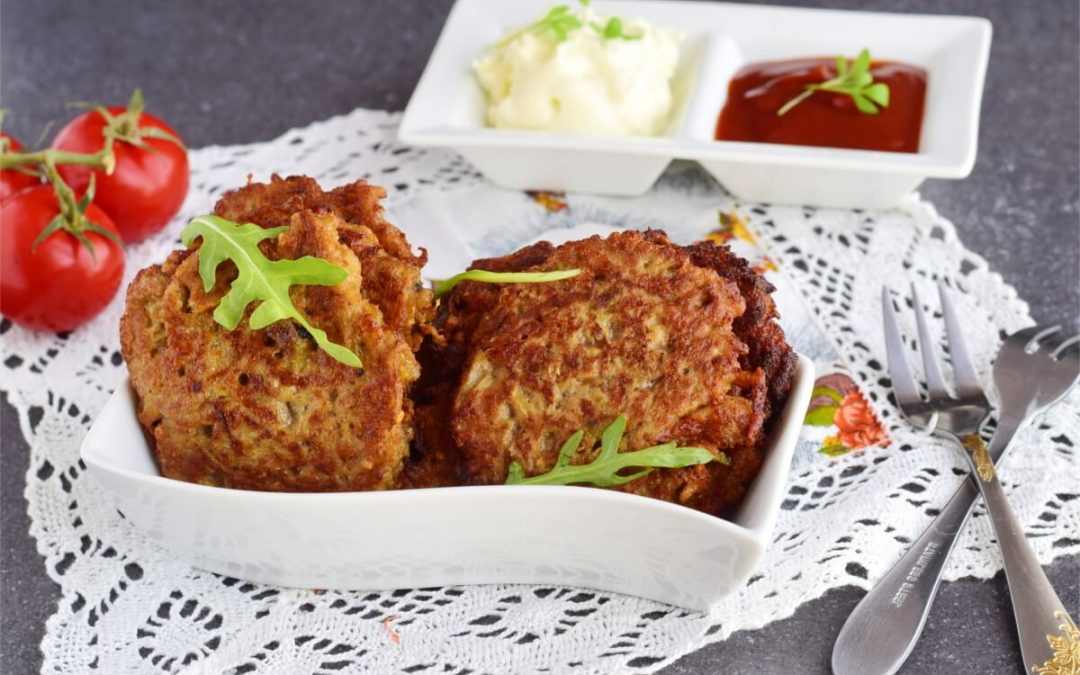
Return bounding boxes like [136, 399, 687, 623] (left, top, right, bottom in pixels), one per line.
[120, 177, 430, 491]
[412, 230, 796, 516]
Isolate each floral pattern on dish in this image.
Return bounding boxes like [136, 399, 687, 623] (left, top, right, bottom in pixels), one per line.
[526, 190, 568, 213]
[705, 211, 778, 273]
[805, 372, 891, 456]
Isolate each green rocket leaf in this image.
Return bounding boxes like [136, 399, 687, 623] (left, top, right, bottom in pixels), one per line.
[179, 215, 362, 367]
[505, 415, 723, 488]
[432, 268, 581, 300]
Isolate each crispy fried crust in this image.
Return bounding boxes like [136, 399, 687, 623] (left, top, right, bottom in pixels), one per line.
[412, 230, 796, 516]
[121, 177, 428, 491]
[684, 241, 798, 421]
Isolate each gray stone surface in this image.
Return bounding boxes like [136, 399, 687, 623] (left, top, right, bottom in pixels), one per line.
[1, 0, 1077, 673]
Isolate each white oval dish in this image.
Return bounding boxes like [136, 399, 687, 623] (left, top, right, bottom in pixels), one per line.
[399, 0, 991, 208]
[81, 355, 813, 611]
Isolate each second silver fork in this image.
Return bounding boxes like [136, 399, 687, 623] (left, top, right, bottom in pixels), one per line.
[878, 282, 1077, 674]
[833, 317, 1080, 675]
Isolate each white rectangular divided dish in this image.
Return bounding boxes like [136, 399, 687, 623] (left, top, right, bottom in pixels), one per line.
[82, 355, 812, 611]
[399, 0, 991, 208]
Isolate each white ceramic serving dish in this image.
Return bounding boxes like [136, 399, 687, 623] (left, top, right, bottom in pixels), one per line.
[82, 355, 812, 611]
[399, 0, 991, 208]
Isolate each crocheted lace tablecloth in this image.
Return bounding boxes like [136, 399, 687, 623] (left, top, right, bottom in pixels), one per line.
[3, 109, 1077, 674]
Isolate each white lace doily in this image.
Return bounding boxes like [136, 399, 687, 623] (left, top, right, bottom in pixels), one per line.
[4, 108, 1077, 674]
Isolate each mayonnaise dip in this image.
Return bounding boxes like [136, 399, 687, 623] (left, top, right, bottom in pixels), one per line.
[473, 8, 683, 136]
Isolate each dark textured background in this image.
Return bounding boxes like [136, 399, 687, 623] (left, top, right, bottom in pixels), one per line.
[2, 0, 1077, 673]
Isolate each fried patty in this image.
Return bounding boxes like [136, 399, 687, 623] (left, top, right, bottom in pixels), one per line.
[120, 176, 431, 491]
[410, 230, 796, 515]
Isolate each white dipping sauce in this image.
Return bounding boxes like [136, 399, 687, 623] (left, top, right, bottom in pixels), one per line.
[473, 10, 683, 136]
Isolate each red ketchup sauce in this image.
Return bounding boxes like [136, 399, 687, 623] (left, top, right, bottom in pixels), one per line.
[715, 58, 928, 153]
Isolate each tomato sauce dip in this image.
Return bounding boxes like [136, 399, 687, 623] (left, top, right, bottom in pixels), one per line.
[715, 58, 927, 153]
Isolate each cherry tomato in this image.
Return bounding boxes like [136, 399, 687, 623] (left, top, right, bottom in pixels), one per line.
[0, 186, 125, 332]
[1, 134, 41, 201]
[53, 106, 188, 243]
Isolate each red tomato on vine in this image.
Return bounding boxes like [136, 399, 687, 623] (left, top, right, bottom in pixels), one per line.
[52, 90, 189, 243]
[0, 184, 125, 332]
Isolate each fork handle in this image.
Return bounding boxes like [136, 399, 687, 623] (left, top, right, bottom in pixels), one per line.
[960, 435, 1078, 674]
[831, 418, 1022, 675]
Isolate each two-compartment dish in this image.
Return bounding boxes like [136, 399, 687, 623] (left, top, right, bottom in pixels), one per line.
[400, 0, 991, 208]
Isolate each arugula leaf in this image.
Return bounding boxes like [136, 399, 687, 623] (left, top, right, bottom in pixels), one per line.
[432, 268, 581, 300]
[777, 48, 891, 117]
[505, 415, 723, 487]
[179, 215, 362, 368]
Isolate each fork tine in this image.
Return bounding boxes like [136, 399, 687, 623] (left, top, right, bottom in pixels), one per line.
[911, 284, 952, 399]
[1028, 325, 1062, 353]
[881, 285, 923, 407]
[1052, 334, 1080, 361]
[937, 281, 984, 398]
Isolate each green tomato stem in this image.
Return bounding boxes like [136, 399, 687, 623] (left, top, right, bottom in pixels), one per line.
[33, 159, 120, 261]
[0, 147, 115, 174]
[41, 161, 76, 215]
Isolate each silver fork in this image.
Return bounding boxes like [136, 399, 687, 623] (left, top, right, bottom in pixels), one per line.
[832, 319, 1080, 675]
[876, 281, 1078, 674]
